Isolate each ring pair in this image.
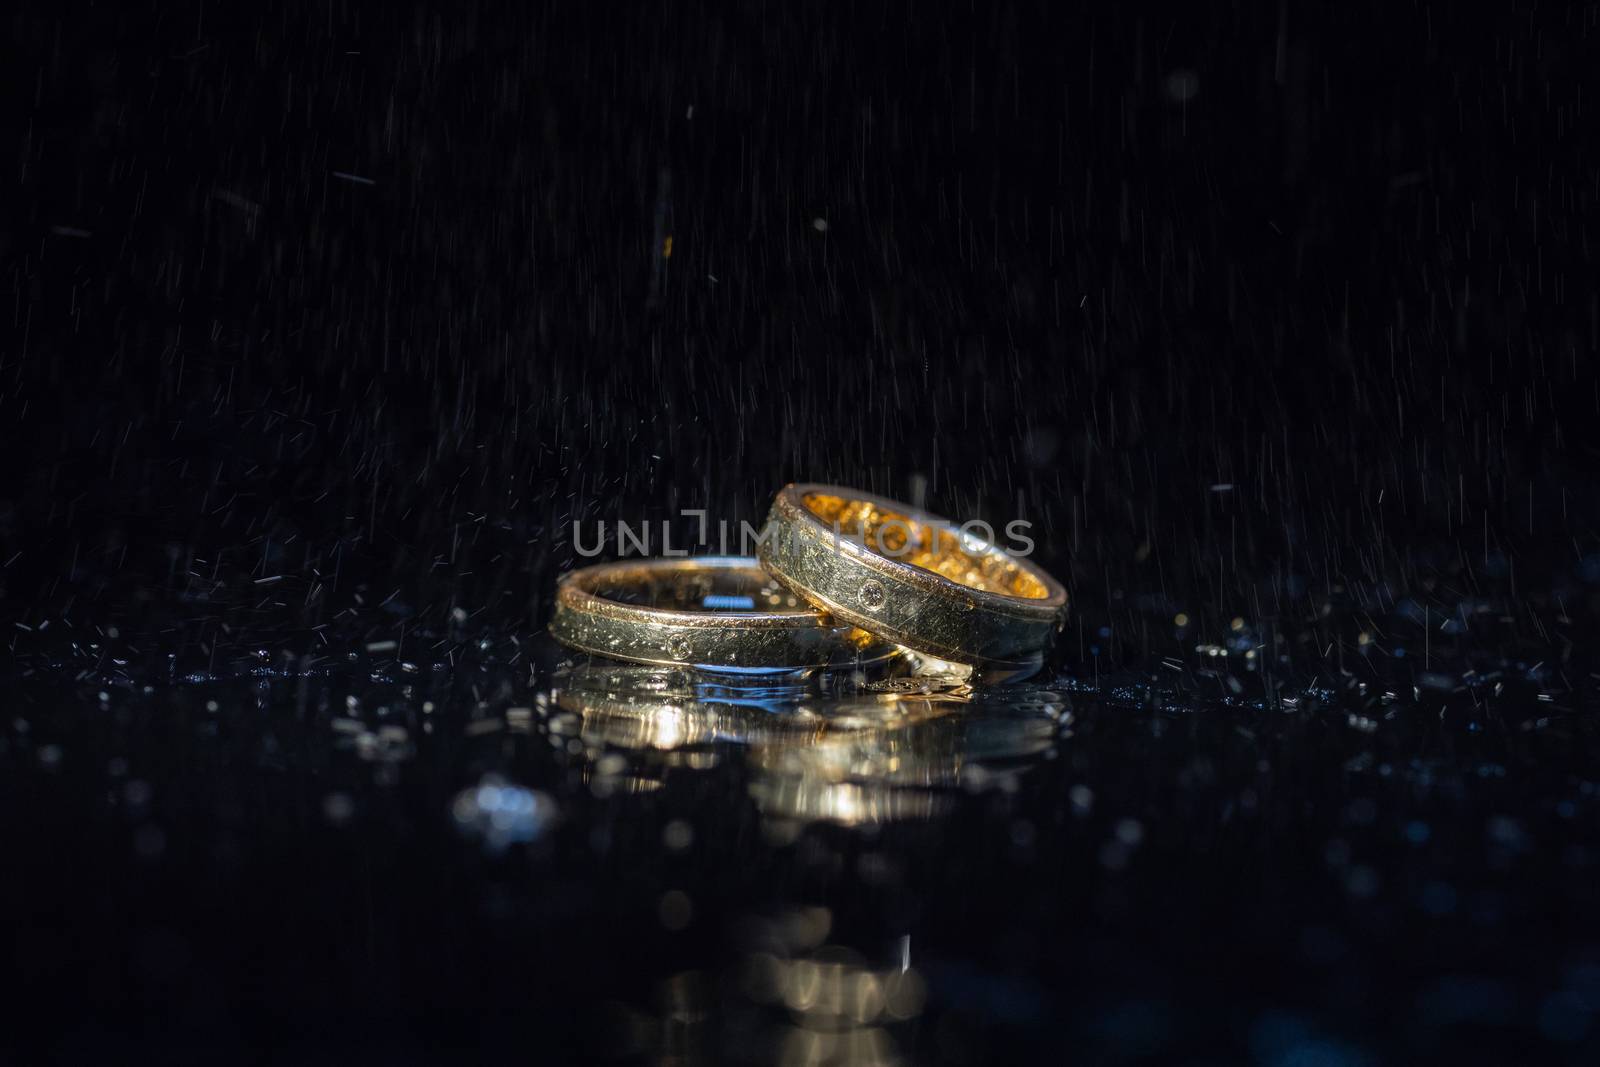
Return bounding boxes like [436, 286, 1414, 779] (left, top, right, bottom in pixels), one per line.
[549, 483, 1067, 672]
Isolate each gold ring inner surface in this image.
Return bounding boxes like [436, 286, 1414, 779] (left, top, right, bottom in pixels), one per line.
[578, 560, 815, 615]
[799, 492, 1050, 600]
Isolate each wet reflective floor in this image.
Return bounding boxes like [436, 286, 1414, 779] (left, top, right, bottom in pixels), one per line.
[7, 568, 1599, 1063]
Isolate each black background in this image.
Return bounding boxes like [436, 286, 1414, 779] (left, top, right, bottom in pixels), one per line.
[5, 0, 1600, 1062]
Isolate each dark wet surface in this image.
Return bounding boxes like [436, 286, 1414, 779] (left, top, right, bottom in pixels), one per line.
[7, 549, 1600, 1062]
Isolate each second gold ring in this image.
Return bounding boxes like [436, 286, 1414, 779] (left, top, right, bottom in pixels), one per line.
[757, 483, 1067, 667]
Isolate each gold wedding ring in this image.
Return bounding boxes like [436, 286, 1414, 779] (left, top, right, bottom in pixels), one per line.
[757, 484, 1067, 666]
[549, 555, 895, 672]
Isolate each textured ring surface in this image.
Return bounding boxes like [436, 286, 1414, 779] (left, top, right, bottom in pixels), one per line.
[549, 555, 895, 672]
[757, 484, 1067, 666]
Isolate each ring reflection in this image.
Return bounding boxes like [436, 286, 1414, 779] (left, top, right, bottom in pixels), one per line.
[553, 659, 1065, 828]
